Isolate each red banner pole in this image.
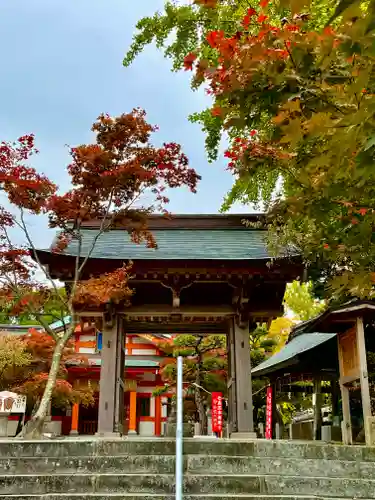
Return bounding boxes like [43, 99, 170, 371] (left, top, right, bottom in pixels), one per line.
[211, 392, 223, 437]
[265, 386, 273, 440]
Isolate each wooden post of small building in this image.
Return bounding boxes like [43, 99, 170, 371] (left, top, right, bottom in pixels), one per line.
[337, 329, 354, 445]
[356, 316, 372, 446]
[340, 384, 353, 445]
[331, 380, 341, 441]
[313, 376, 322, 441]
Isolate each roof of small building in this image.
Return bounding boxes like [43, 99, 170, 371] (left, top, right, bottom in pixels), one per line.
[289, 299, 375, 341]
[252, 332, 337, 377]
[252, 299, 375, 378]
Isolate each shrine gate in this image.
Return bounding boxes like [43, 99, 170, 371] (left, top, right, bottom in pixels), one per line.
[35, 214, 301, 437]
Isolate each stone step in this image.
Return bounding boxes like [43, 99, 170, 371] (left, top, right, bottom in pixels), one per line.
[0, 455, 176, 475]
[187, 455, 375, 478]
[1, 439, 374, 462]
[0, 474, 375, 498]
[0, 495, 343, 500]
[2, 454, 375, 479]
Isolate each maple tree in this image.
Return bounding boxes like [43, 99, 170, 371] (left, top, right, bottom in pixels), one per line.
[154, 334, 226, 432]
[0, 329, 94, 413]
[0, 287, 67, 326]
[125, 0, 375, 299]
[0, 109, 199, 437]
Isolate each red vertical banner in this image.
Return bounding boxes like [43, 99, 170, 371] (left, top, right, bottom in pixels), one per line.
[211, 392, 223, 435]
[265, 386, 273, 440]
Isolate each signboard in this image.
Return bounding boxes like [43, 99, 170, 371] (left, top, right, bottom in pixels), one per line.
[338, 327, 360, 381]
[265, 386, 273, 439]
[212, 392, 223, 434]
[0, 392, 26, 414]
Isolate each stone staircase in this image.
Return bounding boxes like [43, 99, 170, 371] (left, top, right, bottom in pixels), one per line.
[0, 438, 375, 499]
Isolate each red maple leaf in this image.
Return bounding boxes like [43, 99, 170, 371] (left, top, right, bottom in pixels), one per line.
[211, 106, 222, 117]
[259, 0, 270, 7]
[184, 52, 197, 71]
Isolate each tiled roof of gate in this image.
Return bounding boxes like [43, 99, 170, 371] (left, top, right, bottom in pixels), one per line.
[54, 228, 285, 260]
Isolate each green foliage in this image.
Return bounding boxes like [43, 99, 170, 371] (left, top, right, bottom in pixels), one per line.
[0, 335, 32, 389]
[124, 1, 247, 72]
[124, 0, 375, 298]
[202, 0, 375, 298]
[249, 323, 276, 367]
[284, 281, 326, 321]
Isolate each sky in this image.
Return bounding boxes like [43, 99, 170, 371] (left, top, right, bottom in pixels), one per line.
[0, 0, 250, 249]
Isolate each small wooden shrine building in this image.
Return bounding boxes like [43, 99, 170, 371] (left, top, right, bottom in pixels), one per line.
[35, 214, 301, 437]
[253, 300, 375, 445]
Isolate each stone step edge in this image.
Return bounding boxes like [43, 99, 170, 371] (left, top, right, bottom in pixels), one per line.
[0, 495, 349, 499]
[2, 473, 375, 482]
[0, 496, 372, 500]
[2, 453, 374, 463]
[4, 454, 375, 465]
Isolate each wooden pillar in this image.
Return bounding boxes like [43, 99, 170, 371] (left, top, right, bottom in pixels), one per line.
[313, 376, 322, 441]
[128, 391, 137, 435]
[97, 316, 120, 436]
[155, 395, 162, 437]
[227, 318, 237, 435]
[70, 403, 79, 435]
[229, 317, 256, 438]
[356, 316, 372, 446]
[340, 384, 353, 444]
[114, 317, 126, 435]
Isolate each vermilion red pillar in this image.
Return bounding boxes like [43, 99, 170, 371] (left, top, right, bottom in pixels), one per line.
[154, 395, 162, 436]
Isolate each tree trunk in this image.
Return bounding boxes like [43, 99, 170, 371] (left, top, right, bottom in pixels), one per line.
[18, 339, 66, 439]
[195, 386, 207, 434]
[194, 336, 207, 434]
[194, 355, 207, 434]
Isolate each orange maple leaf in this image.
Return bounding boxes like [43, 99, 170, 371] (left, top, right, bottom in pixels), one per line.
[194, 0, 217, 7]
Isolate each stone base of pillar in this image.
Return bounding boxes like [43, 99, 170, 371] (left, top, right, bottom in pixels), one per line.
[95, 431, 121, 438]
[127, 430, 138, 435]
[69, 430, 79, 436]
[230, 431, 257, 440]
